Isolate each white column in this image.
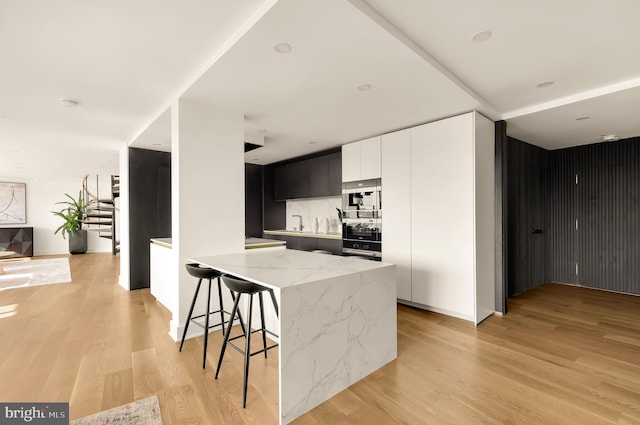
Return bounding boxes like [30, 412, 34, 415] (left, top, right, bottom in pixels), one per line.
[169, 98, 245, 340]
[118, 145, 130, 290]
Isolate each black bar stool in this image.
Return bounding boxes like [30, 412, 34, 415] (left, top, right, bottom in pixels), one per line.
[215, 274, 279, 408]
[180, 263, 246, 369]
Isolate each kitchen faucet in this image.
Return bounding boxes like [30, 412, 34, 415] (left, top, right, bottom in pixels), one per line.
[292, 214, 304, 231]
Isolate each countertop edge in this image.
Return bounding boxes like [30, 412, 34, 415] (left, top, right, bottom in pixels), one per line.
[264, 230, 342, 240]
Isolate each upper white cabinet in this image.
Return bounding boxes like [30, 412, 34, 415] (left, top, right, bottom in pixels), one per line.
[342, 136, 381, 182]
[381, 129, 412, 301]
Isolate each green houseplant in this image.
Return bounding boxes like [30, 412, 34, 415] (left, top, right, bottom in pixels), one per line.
[52, 191, 90, 254]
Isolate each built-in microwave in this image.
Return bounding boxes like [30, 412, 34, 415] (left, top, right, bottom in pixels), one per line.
[342, 178, 381, 214]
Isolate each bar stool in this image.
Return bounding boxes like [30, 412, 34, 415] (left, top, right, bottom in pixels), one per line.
[180, 263, 246, 369]
[215, 274, 279, 408]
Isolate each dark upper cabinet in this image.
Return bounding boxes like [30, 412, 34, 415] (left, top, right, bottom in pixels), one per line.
[327, 152, 342, 195]
[286, 160, 310, 199]
[270, 150, 342, 201]
[308, 155, 330, 197]
[274, 165, 288, 201]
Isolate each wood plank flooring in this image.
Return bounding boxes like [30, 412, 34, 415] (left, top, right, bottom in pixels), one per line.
[0, 253, 639, 424]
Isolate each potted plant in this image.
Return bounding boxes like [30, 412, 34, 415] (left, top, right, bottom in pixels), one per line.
[51, 191, 90, 254]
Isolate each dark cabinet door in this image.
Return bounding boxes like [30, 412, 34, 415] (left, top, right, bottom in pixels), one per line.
[286, 160, 310, 199]
[245, 164, 263, 238]
[316, 238, 342, 255]
[327, 152, 342, 196]
[274, 165, 288, 201]
[308, 156, 330, 197]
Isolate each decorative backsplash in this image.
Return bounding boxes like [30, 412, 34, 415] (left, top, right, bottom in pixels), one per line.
[286, 197, 341, 234]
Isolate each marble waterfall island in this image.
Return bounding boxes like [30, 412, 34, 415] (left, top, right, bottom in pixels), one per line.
[191, 249, 397, 425]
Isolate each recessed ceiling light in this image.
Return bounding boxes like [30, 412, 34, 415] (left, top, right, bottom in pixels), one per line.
[536, 81, 554, 88]
[60, 99, 80, 108]
[357, 84, 372, 91]
[252, 158, 260, 161]
[471, 30, 492, 42]
[601, 134, 619, 142]
[257, 129, 267, 133]
[273, 42, 292, 54]
[576, 116, 590, 121]
[308, 141, 317, 144]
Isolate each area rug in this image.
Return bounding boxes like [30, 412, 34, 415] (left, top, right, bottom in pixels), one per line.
[70, 395, 163, 425]
[0, 257, 71, 291]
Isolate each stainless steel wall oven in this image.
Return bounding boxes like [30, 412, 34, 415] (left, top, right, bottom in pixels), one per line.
[341, 178, 382, 260]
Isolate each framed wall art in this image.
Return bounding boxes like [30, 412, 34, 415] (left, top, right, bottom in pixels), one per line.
[0, 182, 26, 224]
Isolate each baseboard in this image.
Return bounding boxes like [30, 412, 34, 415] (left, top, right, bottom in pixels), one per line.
[397, 299, 475, 322]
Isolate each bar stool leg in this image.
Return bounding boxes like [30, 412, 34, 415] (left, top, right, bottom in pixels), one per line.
[230, 290, 247, 335]
[179, 277, 203, 351]
[203, 278, 213, 368]
[216, 276, 226, 335]
[215, 293, 242, 380]
[243, 294, 254, 408]
[269, 289, 279, 318]
[258, 292, 268, 359]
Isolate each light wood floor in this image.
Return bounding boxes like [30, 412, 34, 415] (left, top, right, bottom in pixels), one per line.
[1, 253, 639, 424]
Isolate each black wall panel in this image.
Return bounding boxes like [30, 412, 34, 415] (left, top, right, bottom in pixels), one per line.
[547, 149, 577, 284]
[508, 136, 640, 297]
[558, 139, 640, 294]
[129, 148, 171, 290]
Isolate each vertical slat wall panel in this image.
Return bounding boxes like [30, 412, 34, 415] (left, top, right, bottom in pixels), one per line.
[550, 137, 640, 295]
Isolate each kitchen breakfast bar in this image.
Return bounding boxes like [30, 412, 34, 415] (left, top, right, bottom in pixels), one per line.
[190, 249, 397, 425]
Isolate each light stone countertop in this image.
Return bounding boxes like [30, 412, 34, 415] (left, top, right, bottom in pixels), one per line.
[263, 229, 342, 240]
[150, 237, 172, 248]
[190, 248, 392, 291]
[245, 237, 287, 249]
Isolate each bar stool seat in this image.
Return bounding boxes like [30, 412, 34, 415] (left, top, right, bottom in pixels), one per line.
[180, 263, 245, 369]
[215, 274, 279, 408]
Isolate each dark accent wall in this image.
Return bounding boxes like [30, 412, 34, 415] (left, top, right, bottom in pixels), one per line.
[506, 136, 640, 297]
[245, 164, 264, 238]
[549, 138, 640, 294]
[129, 147, 171, 290]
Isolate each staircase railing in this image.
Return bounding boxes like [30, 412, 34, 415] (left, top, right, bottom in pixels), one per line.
[81, 174, 120, 255]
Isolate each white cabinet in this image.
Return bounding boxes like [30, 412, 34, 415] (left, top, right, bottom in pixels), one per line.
[341, 142, 361, 182]
[342, 136, 381, 182]
[150, 241, 177, 311]
[381, 112, 495, 325]
[381, 129, 412, 301]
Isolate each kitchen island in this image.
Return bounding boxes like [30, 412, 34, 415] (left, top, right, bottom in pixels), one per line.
[190, 249, 396, 425]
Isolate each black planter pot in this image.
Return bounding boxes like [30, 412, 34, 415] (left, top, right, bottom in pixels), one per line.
[69, 229, 88, 254]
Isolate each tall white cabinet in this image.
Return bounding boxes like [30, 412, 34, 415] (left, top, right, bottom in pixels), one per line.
[381, 112, 495, 324]
[380, 129, 412, 300]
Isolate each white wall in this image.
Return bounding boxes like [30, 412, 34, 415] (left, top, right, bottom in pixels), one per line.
[0, 169, 118, 256]
[169, 98, 245, 341]
[118, 146, 130, 290]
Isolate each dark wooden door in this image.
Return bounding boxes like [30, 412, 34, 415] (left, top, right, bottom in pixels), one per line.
[507, 138, 548, 297]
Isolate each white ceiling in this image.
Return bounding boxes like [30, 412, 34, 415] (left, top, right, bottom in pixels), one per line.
[2, 0, 640, 176]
